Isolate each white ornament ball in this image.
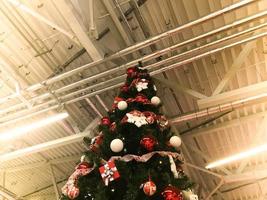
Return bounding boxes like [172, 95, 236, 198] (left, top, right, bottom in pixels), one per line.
[151, 96, 161, 106]
[110, 138, 124, 152]
[118, 101, 128, 110]
[169, 136, 182, 148]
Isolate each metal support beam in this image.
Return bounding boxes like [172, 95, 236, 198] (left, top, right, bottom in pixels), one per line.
[198, 80, 267, 109]
[0, 132, 88, 163]
[154, 77, 207, 99]
[0, 119, 98, 162]
[205, 179, 224, 200]
[53, 0, 103, 61]
[224, 168, 267, 183]
[0, 154, 81, 173]
[49, 164, 60, 200]
[6, 0, 79, 45]
[212, 39, 256, 96]
[236, 116, 267, 173]
[181, 110, 267, 138]
[101, 0, 132, 46]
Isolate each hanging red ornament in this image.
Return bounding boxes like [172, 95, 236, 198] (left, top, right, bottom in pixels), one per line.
[101, 117, 111, 126]
[127, 67, 137, 77]
[121, 84, 129, 93]
[140, 136, 157, 151]
[162, 186, 183, 200]
[143, 180, 157, 196]
[67, 186, 80, 199]
[135, 94, 150, 104]
[109, 122, 117, 132]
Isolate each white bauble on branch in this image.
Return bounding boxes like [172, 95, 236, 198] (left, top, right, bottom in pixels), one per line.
[110, 138, 124, 152]
[169, 136, 182, 148]
[118, 101, 128, 110]
[151, 96, 161, 106]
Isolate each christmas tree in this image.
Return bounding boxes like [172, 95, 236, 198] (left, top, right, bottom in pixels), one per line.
[61, 64, 198, 200]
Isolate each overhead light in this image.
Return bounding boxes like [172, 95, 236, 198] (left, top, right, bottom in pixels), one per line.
[0, 112, 69, 141]
[206, 144, 267, 169]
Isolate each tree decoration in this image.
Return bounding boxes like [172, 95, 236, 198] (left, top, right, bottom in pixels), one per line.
[89, 133, 104, 152]
[101, 117, 111, 126]
[62, 64, 194, 200]
[130, 78, 149, 92]
[110, 138, 124, 153]
[121, 84, 129, 93]
[109, 122, 117, 133]
[140, 135, 157, 151]
[169, 136, 182, 148]
[127, 67, 137, 78]
[99, 161, 120, 186]
[118, 100, 128, 110]
[182, 189, 198, 200]
[67, 187, 80, 199]
[151, 96, 161, 106]
[162, 186, 183, 200]
[143, 180, 157, 196]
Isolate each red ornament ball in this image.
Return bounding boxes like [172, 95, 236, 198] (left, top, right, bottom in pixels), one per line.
[121, 84, 129, 93]
[67, 187, 80, 199]
[143, 180, 157, 196]
[162, 186, 183, 200]
[101, 117, 111, 126]
[126, 67, 137, 77]
[76, 162, 92, 170]
[140, 136, 157, 151]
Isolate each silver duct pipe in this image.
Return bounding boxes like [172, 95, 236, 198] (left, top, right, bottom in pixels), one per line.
[0, 5, 264, 108]
[170, 93, 267, 124]
[0, 19, 266, 120]
[1, 29, 267, 125]
[24, 0, 256, 91]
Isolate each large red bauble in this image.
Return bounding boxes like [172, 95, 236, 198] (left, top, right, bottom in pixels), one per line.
[101, 117, 111, 126]
[143, 180, 157, 196]
[140, 136, 157, 151]
[162, 186, 183, 200]
[67, 187, 80, 199]
[126, 67, 137, 77]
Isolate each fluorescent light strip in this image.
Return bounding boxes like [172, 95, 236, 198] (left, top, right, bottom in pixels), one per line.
[206, 144, 267, 169]
[0, 112, 69, 141]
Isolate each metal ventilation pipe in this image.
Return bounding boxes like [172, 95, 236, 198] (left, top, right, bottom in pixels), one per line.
[0, 6, 265, 108]
[24, 0, 256, 91]
[1, 29, 267, 125]
[0, 19, 266, 120]
[170, 93, 267, 124]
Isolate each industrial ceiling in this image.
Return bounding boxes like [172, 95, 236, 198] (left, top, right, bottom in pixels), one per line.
[0, 0, 267, 199]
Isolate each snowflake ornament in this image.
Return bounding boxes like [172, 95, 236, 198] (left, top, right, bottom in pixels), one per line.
[136, 79, 148, 92]
[126, 113, 148, 127]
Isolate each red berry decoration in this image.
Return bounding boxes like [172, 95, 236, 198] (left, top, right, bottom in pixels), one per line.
[126, 67, 137, 77]
[162, 186, 183, 200]
[101, 117, 111, 126]
[67, 187, 80, 199]
[121, 84, 129, 93]
[140, 135, 157, 151]
[143, 180, 157, 196]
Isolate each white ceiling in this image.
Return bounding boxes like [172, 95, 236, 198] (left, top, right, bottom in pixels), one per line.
[0, 0, 267, 199]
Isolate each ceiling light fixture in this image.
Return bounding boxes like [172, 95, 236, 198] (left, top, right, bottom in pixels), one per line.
[206, 144, 267, 169]
[0, 112, 69, 141]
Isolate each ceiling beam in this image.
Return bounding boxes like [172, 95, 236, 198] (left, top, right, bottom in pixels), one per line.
[198, 80, 267, 109]
[0, 119, 98, 162]
[53, 0, 103, 61]
[154, 77, 207, 99]
[211, 38, 256, 96]
[0, 154, 81, 173]
[224, 168, 267, 183]
[101, 0, 132, 46]
[180, 110, 267, 138]
[0, 187, 16, 200]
